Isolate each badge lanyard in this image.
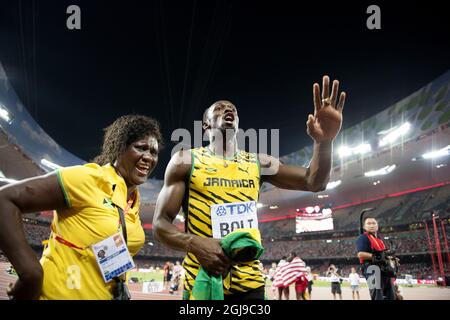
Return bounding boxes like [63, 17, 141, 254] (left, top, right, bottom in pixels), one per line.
[53, 199, 134, 250]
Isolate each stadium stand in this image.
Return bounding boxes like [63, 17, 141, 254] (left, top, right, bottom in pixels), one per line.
[8, 181, 446, 285]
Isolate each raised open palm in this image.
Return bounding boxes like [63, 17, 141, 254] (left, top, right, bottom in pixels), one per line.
[307, 75, 346, 143]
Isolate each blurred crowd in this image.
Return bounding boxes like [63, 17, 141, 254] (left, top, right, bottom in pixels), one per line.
[18, 221, 448, 261]
[260, 229, 445, 261]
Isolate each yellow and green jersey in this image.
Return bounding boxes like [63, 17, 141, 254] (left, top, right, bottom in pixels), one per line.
[182, 147, 265, 296]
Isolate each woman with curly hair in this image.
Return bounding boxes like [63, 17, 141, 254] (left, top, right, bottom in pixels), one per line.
[0, 115, 163, 300]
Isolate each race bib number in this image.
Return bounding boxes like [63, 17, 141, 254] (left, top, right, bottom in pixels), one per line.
[92, 232, 135, 283]
[211, 201, 259, 239]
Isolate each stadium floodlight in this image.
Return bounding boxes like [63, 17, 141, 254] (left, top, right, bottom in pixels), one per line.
[338, 146, 352, 158]
[353, 143, 372, 155]
[269, 205, 278, 210]
[0, 103, 13, 124]
[378, 122, 411, 147]
[305, 206, 314, 214]
[41, 159, 62, 171]
[326, 179, 342, 190]
[338, 143, 371, 158]
[422, 145, 450, 159]
[364, 164, 396, 177]
[256, 203, 265, 209]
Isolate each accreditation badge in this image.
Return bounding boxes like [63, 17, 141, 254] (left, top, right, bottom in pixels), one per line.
[210, 201, 259, 239]
[92, 232, 135, 283]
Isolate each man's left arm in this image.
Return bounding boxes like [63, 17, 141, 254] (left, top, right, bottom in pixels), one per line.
[260, 75, 346, 192]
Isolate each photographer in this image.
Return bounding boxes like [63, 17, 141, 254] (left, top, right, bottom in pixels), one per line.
[326, 264, 342, 300]
[356, 217, 396, 300]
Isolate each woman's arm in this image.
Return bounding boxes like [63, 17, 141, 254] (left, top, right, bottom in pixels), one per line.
[0, 172, 66, 299]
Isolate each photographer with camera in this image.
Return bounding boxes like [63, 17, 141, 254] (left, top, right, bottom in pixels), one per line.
[326, 264, 342, 300]
[356, 217, 397, 300]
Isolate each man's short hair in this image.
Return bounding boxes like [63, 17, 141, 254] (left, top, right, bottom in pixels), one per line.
[364, 217, 377, 224]
[202, 106, 210, 124]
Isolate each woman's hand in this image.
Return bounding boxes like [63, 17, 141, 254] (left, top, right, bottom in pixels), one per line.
[7, 266, 43, 300]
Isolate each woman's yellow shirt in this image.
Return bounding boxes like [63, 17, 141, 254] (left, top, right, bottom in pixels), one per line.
[39, 163, 145, 300]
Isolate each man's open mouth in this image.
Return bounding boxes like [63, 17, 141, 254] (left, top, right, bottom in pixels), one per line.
[224, 113, 235, 122]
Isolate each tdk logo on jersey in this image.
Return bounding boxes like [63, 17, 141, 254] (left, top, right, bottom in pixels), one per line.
[213, 201, 256, 217]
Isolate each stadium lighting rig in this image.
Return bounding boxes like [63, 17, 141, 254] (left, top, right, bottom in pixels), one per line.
[422, 145, 450, 159]
[338, 143, 372, 158]
[364, 164, 396, 177]
[326, 179, 342, 190]
[0, 103, 13, 124]
[378, 122, 411, 147]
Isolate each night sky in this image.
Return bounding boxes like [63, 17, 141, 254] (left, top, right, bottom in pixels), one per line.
[0, 0, 449, 179]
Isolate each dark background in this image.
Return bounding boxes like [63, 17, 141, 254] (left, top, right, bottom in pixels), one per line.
[0, 0, 448, 179]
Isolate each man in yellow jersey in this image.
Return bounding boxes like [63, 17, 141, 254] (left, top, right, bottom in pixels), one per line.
[153, 75, 346, 300]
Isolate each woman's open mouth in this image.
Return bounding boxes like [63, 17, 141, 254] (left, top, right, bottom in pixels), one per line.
[135, 163, 150, 176]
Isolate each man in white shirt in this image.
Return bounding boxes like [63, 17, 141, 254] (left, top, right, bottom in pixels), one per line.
[349, 267, 361, 300]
